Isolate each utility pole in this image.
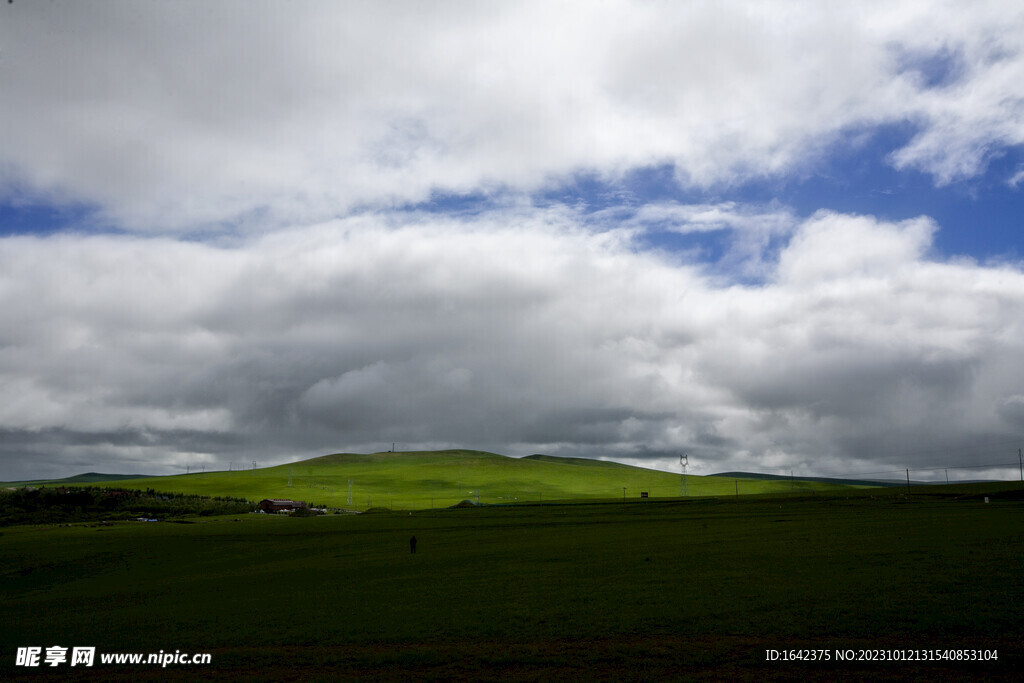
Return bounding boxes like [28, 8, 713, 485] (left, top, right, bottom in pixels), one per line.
[1019, 448, 1022, 482]
[906, 468, 911, 494]
[622, 487, 626, 503]
[680, 454, 688, 497]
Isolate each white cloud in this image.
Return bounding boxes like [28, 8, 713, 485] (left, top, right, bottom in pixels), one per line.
[884, 3, 1024, 183]
[3, 2, 1023, 481]
[1, 1, 1023, 230]
[776, 212, 937, 283]
[2, 207, 1024, 479]
[1009, 167, 1024, 188]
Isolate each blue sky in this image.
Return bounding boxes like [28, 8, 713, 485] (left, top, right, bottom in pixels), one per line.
[3, 136, 1021, 262]
[406, 127, 1024, 281]
[1, 1, 1023, 481]
[549, 125, 1024, 265]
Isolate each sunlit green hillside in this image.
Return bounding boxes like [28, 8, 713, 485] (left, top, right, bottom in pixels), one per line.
[87, 449, 858, 509]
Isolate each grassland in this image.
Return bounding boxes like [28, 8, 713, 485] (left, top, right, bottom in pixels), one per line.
[3, 483, 1023, 680]
[67, 449, 861, 510]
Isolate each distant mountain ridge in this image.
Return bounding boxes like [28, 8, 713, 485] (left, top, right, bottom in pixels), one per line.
[2, 472, 153, 487]
[709, 471, 904, 488]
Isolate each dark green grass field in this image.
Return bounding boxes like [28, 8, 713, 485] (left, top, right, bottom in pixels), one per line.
[3, 484, 1023, 680]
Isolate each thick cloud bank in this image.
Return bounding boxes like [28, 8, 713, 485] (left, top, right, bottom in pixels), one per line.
[2, 208, 1022, 479]
[1, 1, 1023, 230]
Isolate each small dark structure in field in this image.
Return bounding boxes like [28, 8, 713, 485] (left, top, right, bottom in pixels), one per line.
[410, 535, 417, 554]
[258, 498, 308, 513]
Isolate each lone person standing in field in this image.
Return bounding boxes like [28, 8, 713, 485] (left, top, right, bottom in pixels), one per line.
[410, 535, 417, 554]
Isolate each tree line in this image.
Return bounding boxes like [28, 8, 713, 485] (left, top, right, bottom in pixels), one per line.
[0, 486, 253, 526]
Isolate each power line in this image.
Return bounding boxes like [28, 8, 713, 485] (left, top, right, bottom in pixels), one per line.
[832, 461, 1020, 479]
[907, 461, 1019, 473]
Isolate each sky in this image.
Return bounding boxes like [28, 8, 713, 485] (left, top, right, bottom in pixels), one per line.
[1, 1, 1023, 482]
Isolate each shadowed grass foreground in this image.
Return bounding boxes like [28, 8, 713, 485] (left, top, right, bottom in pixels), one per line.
[3, 485, 1023, 680]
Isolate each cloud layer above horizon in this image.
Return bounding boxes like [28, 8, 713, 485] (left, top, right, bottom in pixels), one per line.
[1, 1, 1023, 480]
[3, 208, 1023, 480]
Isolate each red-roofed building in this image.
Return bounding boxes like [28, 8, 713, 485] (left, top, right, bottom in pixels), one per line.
[258, 498, 308, 513]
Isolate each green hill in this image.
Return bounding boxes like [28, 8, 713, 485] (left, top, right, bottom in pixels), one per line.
[1, 471, 152, 487]
[78, 449, 861, 509]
